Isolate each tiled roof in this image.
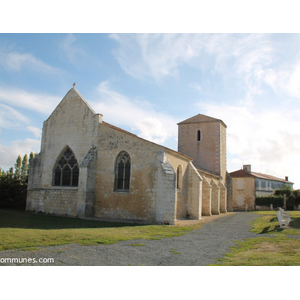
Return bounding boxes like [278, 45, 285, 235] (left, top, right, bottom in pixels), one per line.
[178, 114, 227, 128]
[229, 169, 293, 184]
[197, 167, 221, 178]
[102, 121, 137, 137]
[102, 121, 193, 161]
[229, 169, 255, 178]
[250, 172, 293, 184]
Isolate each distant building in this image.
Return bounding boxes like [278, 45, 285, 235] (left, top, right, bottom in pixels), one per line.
[229, 165, 294, 211]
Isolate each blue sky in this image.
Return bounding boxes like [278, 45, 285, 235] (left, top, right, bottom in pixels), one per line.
[1, 32, 300, 188]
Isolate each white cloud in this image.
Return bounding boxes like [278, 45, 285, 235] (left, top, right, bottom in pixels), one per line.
[91, 81, 177, 145]
[197, 102, 300, 188]
[110, 33, 204, 81]
[189, 83, 203, 93]
[27, 126, 42, 138]
[60, 34, 86, 65]
[0, 48, 61, 74]
[0, 138, 40, 170]
[0, 87, 60, 114]
[264, 61, 300, 98]
[135, 117, 170, 145]
[110, 33, 274, 87]
[0, 104, 29, 129]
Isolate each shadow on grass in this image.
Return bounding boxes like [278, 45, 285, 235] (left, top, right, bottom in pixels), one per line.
[258, 215, 300, 234]
[289, 217, 300, 229]
[259, 226, 285, 234]
[259, 226, 271, 234]
[0, 209, 144, 230]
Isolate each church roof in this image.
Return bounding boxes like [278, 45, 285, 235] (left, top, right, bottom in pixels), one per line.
[102, 122, 193, 161]
[196, 166, 221, 179]
[178, 114, 227, 128]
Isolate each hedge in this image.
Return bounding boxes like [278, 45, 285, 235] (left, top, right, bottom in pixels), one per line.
[255, 196, 284, 207]
[0, 176, 27, 210]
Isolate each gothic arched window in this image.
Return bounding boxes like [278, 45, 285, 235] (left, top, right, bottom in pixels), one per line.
[53, 147, 79, 187]
[114, 151, 131, 192]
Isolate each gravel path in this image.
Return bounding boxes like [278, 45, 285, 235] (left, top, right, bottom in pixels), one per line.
[0, 212, 261, 266]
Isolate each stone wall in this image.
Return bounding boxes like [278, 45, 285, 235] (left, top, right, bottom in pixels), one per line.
[156, 160, 176, 224]
[226, 172, 233, 212]
[219, 123, 227, 185]
[211, 179, 220, 215]
[77, 146, 97, 217]
[26, 188, 78, 216]
[164, 150, 191, 220]
[26, 88, 101, 217]
[219, 181, 227, 213]
[94, 123, 165, 224]
[38, 88, 101, 189]
[201, 176, 212, 216]
[232, 177, 255, 211]
[178, 121, 227, 184]
[186, 162, 202, 219]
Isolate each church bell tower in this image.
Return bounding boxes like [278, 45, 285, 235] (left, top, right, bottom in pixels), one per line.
[177, 114, 227, 184]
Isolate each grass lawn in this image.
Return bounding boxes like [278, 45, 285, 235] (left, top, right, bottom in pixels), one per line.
[213, 211, 300, 266]
[0, 209, 202, 251]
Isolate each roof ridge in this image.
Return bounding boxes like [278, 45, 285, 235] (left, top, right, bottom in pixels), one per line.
[230, 169, 293, 184]
[250, 171, 292, 183]
[46, 87, 96, 121]
[178, 113, 227, 127]
[102, 121, 193, 161]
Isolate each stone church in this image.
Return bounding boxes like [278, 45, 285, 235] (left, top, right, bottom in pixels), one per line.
[26, 86, 228, 224]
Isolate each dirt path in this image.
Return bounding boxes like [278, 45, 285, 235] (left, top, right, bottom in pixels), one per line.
[0, 212, 261, 266]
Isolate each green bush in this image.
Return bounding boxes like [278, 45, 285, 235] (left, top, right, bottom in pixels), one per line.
[0, 153, 35, 210]
[293, 190, 300, 205]
[274, 185, 293, 197]
[0, 176, 27, 210]
[255, 196, 284, 207]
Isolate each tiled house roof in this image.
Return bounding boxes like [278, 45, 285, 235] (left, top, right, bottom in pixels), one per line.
[250, 172, 293, 184]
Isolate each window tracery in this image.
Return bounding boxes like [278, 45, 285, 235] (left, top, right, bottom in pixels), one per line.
[53, 147, 79, 187]
[114, 151, 131, 192]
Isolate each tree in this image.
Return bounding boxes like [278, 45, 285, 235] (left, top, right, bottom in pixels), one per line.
[292, 189, 300, 205]
[28, 152, 38, 168]
[1, 152, 39, 210]
[274, 185, 300, 210]
[274, 185, 293, 197]
[14, 155, 22, 181]
[8, 167, 14, 178]
[21, 154, 29, 184]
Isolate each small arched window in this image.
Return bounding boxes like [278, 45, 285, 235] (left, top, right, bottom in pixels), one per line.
[114, 151, 131, 192]
[177, 165, 182, 190]
[53, 147, 79, 187]
[197, 130, 201, 142]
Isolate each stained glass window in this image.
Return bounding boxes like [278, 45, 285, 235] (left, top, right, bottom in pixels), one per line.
[53, 147, 79, 187]
[114, 151, 131, 192]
